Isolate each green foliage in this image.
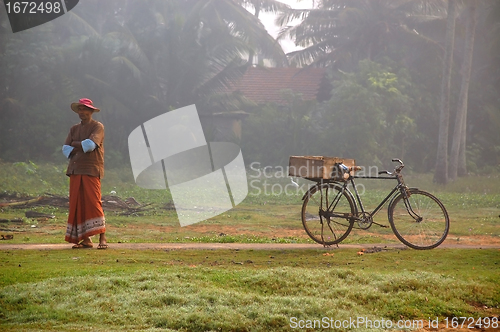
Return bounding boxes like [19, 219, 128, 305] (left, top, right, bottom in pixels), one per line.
[240, 59, 443, 169]
[323, 60, 415, 165]
[1, 0, 499, 177]
[0, 0, 285, 166]
[275, 0, 500, 174]
[242, 90, 322, 166]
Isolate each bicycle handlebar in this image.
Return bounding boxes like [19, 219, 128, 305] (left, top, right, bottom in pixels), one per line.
[378, 159, 404, 176]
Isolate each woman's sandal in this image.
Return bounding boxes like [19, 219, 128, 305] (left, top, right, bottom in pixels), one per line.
[72, 242, 93, 249]
[97, 243, 108, 250]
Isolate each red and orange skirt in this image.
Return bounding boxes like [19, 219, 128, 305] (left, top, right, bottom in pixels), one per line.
[65, 174, 106, 244]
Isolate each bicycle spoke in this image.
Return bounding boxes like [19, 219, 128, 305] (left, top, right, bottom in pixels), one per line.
[389, 189, 449, 249]
[302, 184, 355, 245]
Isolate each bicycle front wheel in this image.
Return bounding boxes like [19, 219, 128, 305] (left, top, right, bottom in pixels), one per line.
[302, 183, 355, 245]
[388, 189, 449, 249]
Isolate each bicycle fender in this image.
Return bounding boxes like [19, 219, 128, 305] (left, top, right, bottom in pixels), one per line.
[301, 182, 342, 200]
[301, 182, 355, 202]
[302, 186, 317, 201]
[387, 187, 419, 210]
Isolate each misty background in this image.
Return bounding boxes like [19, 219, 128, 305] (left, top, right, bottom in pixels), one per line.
[0, 0, 499, 185]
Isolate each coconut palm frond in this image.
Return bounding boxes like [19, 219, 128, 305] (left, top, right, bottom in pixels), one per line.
[241, 0, 292, 15]
[111, 56, 143, 82]
[104, 31, 151, 70]
[275, 8, 311, 27]
[66, 12, 99, 36]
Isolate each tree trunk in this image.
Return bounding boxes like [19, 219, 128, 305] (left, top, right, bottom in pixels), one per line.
[450, 1, 477, 180]
[457, 115, 467, 176]
[458, 1, 477, 178]
[434, 0, 457, 184]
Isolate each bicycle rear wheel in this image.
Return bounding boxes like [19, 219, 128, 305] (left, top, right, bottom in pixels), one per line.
[388, 189, 449, 249]
[302, 183, 355, 245]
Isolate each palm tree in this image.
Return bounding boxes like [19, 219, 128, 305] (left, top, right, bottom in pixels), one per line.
[449, 0, 478, 180]
[276, 0, 446, 69]
[52, 0, 288, 115]
[462, 0, 500, 170]
[434, 0, 457, 184]
[0, 0, 289, 162]
[236, 0, 291, 63]
[147, 0, 288, 113]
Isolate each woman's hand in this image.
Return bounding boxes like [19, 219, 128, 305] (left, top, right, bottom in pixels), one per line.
[70, 141, 83, 153]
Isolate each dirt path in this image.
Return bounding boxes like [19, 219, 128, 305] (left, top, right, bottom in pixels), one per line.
[1, 242, 499, 250]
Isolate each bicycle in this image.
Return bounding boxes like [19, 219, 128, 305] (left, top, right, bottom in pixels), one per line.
[301, 159, 449, 249]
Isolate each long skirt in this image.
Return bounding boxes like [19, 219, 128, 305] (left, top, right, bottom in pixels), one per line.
[65, 174, 106, 244]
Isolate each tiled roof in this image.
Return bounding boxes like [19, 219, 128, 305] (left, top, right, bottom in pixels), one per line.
[228, 67, 330, 104]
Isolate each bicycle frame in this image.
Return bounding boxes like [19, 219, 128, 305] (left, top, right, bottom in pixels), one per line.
[350, 174, 401, 220]
[320, 173, 421, 226]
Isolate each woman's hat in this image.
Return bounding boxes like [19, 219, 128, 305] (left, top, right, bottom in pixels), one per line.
[71, 98, 100, 113]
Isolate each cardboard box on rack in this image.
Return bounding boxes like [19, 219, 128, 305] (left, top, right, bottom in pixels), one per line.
[288, 156, 356, 180]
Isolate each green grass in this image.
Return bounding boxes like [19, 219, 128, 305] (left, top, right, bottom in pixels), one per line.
[0, 249, 499, 331]
[1, 161, 500, 331]
[1, 161, 499, 245]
